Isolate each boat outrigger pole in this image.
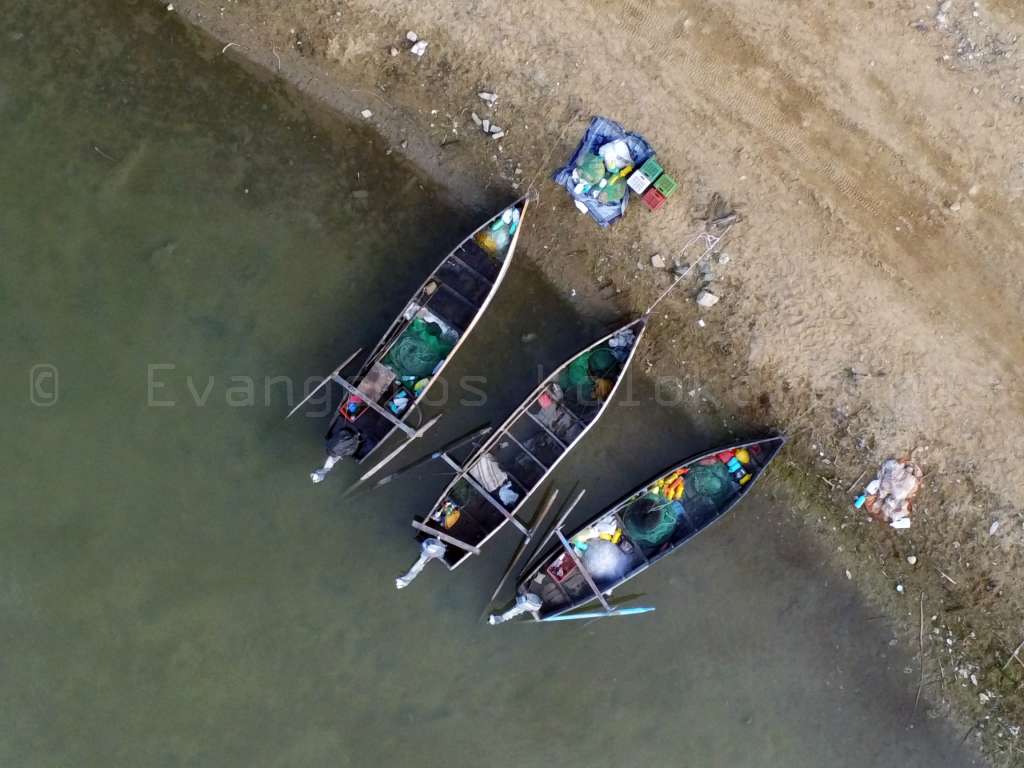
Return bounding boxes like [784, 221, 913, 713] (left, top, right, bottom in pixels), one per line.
[356, 413, 443, 483]
[539, 606, 656, 623]
[554, 528, 613, 613]
[286, 348, 363, 419]
[482, 486, 561, 618]
[343, 424, 494, 499]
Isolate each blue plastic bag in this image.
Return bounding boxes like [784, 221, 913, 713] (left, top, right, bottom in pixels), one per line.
[553, 116, 654, 227]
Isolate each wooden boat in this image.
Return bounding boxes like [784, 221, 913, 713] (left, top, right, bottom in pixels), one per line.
[508, 436, 785, 621]
[298, 197, 529, 483]
[398, 317, 648, 585]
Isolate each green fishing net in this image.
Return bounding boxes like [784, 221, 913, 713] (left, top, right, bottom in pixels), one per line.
[587, 347, 618, 377]
[623, 494, 681, 548]
[684, 461, 737, 523]
[560, 351, 593, 390]
[383, 319, 454, 379]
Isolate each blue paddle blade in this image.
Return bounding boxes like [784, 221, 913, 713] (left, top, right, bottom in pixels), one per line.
[540, 606, 656, 622]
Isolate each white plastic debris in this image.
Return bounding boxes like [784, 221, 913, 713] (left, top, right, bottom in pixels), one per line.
[489, 125, 503, 134]
[651, 254, 667, 269]
[845, 569, 852, 580]
[471, 112, 482, 126]
[166, 3, 174, 10]
[989, 520, 1000, 536]
[360, 109, 373, 119]
[406, 31, 419, 42]
[696, 290, 720, 308]
[574, 200, 588, 214]
[860, 459, 922, 529]
[491, 131, 505, 140]
[598, 139, 632, 171]
[410, 40, 428, 56]
[478, 91, 498, 104]
[896, 584, 905, 594]
[482, 119, 490, 133]
[498, 483, 519, 506]
[389, 46, 399, 57]
[907, 555, 918, 565]
[697, 318, 706, 328]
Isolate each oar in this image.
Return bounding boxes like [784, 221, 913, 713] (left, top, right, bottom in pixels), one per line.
[519, 487, 587, 578]
[540, 606, 656, 623]
[342, 424, 493, 500]
[479, 486, 561, 620]
[286, 348, 363, 419]
[355, 413, 443, 484]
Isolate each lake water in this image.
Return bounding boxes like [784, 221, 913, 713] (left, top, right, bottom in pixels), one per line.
[1, 1, 981, 766]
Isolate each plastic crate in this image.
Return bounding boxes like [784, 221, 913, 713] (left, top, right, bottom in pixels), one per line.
[654, 173, 678, 198]
[627, 169, 653, 195]
[641, 187, 667, 211]
[638, 156, 663, 180]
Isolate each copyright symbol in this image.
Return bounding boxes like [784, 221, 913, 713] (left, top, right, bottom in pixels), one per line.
[30, 364, 58, 407]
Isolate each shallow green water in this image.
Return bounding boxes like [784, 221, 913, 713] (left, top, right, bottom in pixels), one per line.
[1, 2, 981, 766]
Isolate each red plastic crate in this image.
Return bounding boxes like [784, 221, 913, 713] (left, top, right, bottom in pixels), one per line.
[641, 187, 666, 211]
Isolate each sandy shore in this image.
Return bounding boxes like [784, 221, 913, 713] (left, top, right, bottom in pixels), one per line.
[160, 0, 1024, 761]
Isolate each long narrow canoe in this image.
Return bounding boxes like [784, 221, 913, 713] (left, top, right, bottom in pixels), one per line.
[515, 436, 785, 620]
[321, 197, 528, 468]
[411, 316, 648, 574]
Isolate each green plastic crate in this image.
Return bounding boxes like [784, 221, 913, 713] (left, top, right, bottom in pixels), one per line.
[638, 156, 663, 181]
[654, 173, 678, 198]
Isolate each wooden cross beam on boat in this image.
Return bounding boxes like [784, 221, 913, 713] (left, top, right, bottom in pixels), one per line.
[554, 528, 613, 613]
[329, 371, 419, 438]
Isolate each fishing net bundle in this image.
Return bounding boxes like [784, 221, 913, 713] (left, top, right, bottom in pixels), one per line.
[383, 319, 454, 379]
[559, 347, 621, 407]
[622, 494, 683, 548]
[683, 461, 738, 527]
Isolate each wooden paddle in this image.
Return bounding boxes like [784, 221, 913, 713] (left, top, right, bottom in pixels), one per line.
[286, 347, 363, 419]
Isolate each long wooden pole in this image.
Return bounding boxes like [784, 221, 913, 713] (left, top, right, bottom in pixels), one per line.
[540, 606, 655, 622]
[519, 488, 586, 577]
[482, 487, 561, 615]
[346, 425, 493, 498]
[356, 413, 442, 483]
[555, 529, 612, 612]
[286, 348, 363, 419]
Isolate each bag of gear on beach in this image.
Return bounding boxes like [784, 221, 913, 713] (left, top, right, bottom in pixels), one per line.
[552, 116, 654, 227]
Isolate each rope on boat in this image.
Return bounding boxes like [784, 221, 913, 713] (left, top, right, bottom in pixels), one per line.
[395, 538, 446, 589]
[488, 592, 543, 625]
